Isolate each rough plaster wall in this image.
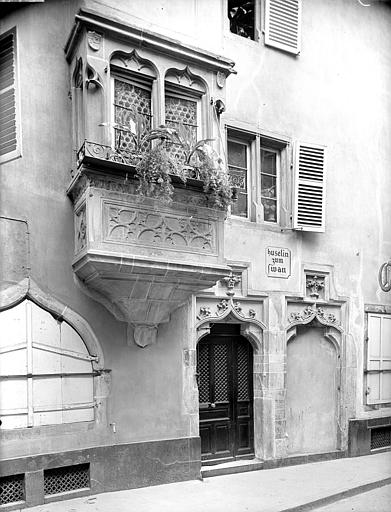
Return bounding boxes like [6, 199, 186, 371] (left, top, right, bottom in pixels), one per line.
[0, 0, 191, 459]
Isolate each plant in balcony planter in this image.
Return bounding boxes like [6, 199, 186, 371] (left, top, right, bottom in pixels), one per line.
[135, 126, 186, 202]
[195, 145, 233, 209]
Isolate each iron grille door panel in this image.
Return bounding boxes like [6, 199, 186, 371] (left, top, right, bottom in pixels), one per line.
[198, 330, 254, 462]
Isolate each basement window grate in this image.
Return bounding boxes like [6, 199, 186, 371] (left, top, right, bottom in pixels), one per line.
[44, 463, 90, 496]
[0, 474, 25, 505]
[371, 426, 391, 450]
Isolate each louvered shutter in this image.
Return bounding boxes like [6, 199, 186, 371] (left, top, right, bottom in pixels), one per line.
[265, 0, 301, 55]
[293, 143, 326, 232]
[0, 31, 18, 160]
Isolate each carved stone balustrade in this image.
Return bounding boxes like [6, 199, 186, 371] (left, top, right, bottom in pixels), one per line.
[68, 158, 230, 347]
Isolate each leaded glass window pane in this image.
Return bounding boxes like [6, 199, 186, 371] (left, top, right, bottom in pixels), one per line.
[114, 79, 152, 153]
[165, 95, 198, 162]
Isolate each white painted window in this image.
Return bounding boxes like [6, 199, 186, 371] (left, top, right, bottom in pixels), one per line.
[293, 142, 326, 232]
[226, 128, 289, 225]
[265, 0, 301, 54]
[366, 313, 391, 405]
[0, 28, 21, 163]
[227, 136, 250, 218]
[0, 300, 95, 429]
[260, 146, 280, 224]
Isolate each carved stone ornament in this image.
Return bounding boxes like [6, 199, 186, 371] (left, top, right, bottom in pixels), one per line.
[289, 305, 339, 326]
[197, 298, 261, 324]
[133, 325, 158, 348]
[221, 271, 241, 296]
[216, 71, 226, 88]
[87, 31, 102, 51]
[105, 204, 215, 254]
[378, 260, 391, 292]
[306, 274, 325, 299]
[75, 206, 87, 253]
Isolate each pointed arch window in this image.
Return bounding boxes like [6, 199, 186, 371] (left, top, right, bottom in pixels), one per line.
[0, 300, 95, 429]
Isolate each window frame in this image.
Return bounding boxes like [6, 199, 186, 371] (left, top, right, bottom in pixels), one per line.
[365, 309, 391, 406]
[164, 83, 203, 144]
[110, 70, 155, 153]
[226, 125, 290, 226]
[227, 134, 252, 220]
[0, 27, 22, 164]
[259, 145, 280, 225]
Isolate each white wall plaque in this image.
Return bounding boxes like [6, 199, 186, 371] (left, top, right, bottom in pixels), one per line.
[266, 246, 291, 278]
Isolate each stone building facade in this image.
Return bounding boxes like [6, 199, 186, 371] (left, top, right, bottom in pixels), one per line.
[0, 0, 390, 509]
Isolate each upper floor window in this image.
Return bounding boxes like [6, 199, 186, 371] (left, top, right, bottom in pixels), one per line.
[0, 28, 21, 163]
[227, 137, 249, 218]
[365, 312, 391, 405]
[227, 128, 326, 231]
[228, 0, 301, 55]
[113, 74, 153, 154]
[260, 147, 279, 223]
[0, 300, 95, 429]
[228, 0, 256, 40]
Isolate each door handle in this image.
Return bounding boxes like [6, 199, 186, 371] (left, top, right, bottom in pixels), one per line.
[210, 403, 216, 408]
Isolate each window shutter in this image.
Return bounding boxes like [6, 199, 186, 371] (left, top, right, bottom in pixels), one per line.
[293, 143, 326, 232]
[0, 31, 18, 160]
[265, 0, 301, 55]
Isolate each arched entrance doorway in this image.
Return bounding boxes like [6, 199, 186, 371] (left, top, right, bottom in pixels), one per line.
[197, 323, 254, 463]
[286, 324, 338, 455]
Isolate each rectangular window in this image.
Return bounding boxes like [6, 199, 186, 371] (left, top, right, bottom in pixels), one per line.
[228, 138, 249, 218]
[366, 313, 391, 405]
[260, 147, 279, 223]
[164, 89, 200, 163]
[113, 76, 152, 154]
[228, 0, 256, 40]
[0, 29, 20, 163]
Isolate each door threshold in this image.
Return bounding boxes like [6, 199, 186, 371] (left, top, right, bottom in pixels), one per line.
[201, 457, 263, 478]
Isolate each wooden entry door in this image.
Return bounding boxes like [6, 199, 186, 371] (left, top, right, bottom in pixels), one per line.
[197, 324, 254, 462]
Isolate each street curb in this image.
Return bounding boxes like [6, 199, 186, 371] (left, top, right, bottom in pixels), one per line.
[279, 476, 391, 512]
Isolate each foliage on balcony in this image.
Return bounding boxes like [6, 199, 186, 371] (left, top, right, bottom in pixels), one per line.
[77, 123, 233, 210]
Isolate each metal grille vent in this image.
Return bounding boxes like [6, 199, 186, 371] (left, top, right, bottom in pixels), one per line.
[0, 474, 25, 505]
[198, 344, 210, 403]
[371, 427, 391, 450]
[237, 343, 249, 401]
[44, 464, 90, 496]
[214, 344, 228, 401]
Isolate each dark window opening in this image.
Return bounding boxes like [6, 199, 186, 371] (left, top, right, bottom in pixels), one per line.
[228, 1, 255, 40]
